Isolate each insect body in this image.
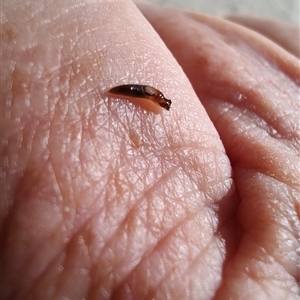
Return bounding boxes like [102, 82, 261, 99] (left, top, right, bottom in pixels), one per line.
[108, 84, 172, 111]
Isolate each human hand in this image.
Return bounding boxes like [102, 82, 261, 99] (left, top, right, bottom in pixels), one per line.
[2, 0, 299, 299]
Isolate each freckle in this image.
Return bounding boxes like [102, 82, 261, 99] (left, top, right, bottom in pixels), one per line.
[107, 84, 172, 111]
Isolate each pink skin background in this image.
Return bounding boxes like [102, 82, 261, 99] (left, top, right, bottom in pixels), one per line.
[1, 0, 299, 299]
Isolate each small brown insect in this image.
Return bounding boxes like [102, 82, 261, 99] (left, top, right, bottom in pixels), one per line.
[108, 84, 172, 111]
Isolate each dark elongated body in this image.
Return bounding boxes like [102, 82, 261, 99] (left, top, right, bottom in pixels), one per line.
[108, 84, 172, 111]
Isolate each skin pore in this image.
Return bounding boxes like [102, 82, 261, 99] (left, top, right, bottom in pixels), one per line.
[1, 0, 299, 299]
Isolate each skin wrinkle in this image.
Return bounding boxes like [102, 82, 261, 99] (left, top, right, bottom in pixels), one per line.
[91, 99, 225, 213]
[111, 242, 182, 298]
[124, 256, 174, 299]
[227, 16, 300, 58]
[84, 154, 217, 296]
[31, 237, 90, 299]
[89, 163, 180, 252]
[3, 120, 43, 215]
[3, 195, 63, 299]
[233, 174, 298, 290]
[239, 239, 295, 295]
[26, 239, 66, 299]
[113, 206, 223, 297]
[242, 180, 299, 275]
[138, 3, 298, 298]
[248, 230, 293, 280]
[2, 86, 231, 298]
[58, 236, 90, 296]
[208, 99, 298, 188]
[3, 0, 298, 299]
[170, 12, 297, 137]
[136, 241, 221, 299]
[187, 11, 299, 83]
[9, 34, 206, 300]
[211, 75, 297, 142]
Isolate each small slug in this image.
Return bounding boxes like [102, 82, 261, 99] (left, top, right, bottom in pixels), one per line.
[108, 84, 172, 111]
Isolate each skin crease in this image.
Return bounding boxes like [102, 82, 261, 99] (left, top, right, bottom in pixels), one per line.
[1, 0, 299, 299]
[226, 15, 300, 59]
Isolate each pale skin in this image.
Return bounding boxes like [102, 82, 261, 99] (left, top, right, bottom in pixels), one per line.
[1, 0, 299, 299]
